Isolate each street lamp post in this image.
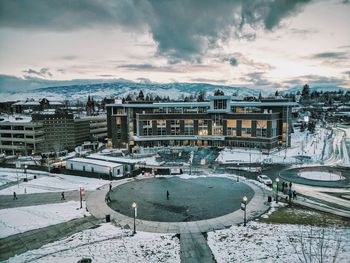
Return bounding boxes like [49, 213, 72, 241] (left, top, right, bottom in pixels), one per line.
[79, 185, 84, 209]
[241, 196, 248, 226]
[24, 165, 28, 181]
[275, 177, 280, 203]
[132, 202, 137, 235]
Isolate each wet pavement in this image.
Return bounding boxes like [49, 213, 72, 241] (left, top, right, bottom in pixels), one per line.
[108, 177, 254, 222]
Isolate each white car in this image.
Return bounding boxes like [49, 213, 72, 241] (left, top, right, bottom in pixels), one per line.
[257, 175, 272, 186]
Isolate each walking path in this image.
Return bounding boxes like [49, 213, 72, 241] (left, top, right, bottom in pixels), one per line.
[180, 233, 215, 263]
[0, 190, 79, 209]
[86, 178, 270, 234]
[0, 216, 101, 261]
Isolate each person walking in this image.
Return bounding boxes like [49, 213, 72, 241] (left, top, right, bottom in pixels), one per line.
[289, 182, 292, 189]
[109, 183, 112, 192]
[281, 182, 285, 193]
[288, 189, 292, 202]
[166, 190, 170, 200]
[293, 190, 297, 200]
[61, 192, 65, 200]
[13, 191, 17, 200]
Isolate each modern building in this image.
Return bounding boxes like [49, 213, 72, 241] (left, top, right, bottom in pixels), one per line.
[0, 116, 44, 155]
[106, 95, 296, 151]
[81, 115, 108, 141]
[32, 111, 77, 152]
[66, 157, 124, 177]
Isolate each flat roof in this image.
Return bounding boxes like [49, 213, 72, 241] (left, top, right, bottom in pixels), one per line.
[106, 101, 297, 108]
[67, 157, 123, 167]
[87, 153, 141, 164]
[0, 115, 33, 123]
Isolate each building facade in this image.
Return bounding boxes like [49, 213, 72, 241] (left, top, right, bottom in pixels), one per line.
[107, 96, 295, 151]
[0, 116, 44, 155]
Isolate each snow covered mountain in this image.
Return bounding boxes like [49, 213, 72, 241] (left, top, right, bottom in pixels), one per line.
[1, 80, 263, 102]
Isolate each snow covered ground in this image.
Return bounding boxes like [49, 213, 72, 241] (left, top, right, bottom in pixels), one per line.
[0, 201, 89, 238]
[298, 171, 345, 181]
[216, 128, 330, 165]
[0, 169, 109, 195]
[8, 223, 180, 263]
[208, 221, 350, 263]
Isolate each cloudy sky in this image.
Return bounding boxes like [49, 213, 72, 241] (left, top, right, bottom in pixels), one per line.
[0, 0, 350, 91]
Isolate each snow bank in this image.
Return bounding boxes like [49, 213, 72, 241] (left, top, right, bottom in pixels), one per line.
[0, 169, 109, 195]
[208, 221, 350, 263]
[0, 201, 89, 238]
[9, 223, 180, 263]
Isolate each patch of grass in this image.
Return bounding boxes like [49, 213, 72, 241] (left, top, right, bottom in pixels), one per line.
[259, 204, 350, 227]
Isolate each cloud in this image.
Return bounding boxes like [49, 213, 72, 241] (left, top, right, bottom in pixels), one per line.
[119, 63, 215, 73]
[229, 57, 238, 66]
[311, 52, 348, 60]
[308, 51, 349, 65]
[22, 67, 53, 78]
[0, 0, 311, 61]
[225, 53, 274, 71]
[190, 78, 228, 84]
[285, 74, 348, 87]
[61, 55, 79, 60]
[342, 71, 350, 77]
[239, 72, 274, 87]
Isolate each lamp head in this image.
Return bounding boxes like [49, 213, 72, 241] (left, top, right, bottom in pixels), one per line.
[276, 177, 280, 183]
[132, 202, 137, 208]
[243, 196, 248, 202]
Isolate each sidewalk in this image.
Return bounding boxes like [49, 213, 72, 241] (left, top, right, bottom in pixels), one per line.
[0, 190, 80, 209]
[180, 233, 215, 263]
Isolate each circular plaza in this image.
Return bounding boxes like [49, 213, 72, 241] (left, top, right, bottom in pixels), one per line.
[108, 177, 254, 222]
[279, 166, 350, 188]
[86, 175, 269, 233]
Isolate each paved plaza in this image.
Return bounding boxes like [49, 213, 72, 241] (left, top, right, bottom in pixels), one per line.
[86, 176, 270, 233]
[108, 177, 254, 222]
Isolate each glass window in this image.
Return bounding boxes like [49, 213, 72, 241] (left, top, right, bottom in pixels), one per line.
[241, 120, 251, 137]
[198, 120, 208, 136]
[256, 120, 267, 137]
[184, 120, 194, 135]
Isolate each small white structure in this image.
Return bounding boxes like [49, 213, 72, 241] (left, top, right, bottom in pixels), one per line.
[66, 158, 124, 177]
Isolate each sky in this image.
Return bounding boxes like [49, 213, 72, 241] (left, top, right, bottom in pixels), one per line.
[0, 0, 350, 91]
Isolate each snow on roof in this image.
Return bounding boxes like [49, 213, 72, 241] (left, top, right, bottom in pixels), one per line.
[67, 158, 123, 167]
[0, 115, 32, 123]
[87, 153, 141, 164]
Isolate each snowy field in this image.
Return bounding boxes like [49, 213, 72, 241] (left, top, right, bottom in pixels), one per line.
[216, 128, 330, 165]
[8, 223, 180, 263]
[208, 221, 350, 263]
[298, 171, 345, 181]
[0, 168, 109, 195]
[0, 201, 89, 238]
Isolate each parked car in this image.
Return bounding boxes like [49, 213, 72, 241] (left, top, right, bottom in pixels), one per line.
[257, 175, 272, 186]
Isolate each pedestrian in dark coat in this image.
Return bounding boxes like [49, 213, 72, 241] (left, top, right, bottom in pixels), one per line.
[166, 190, 170, 200]
[13, 192, 17, 200]
[61, 192, 65, 200]
[288, 189, 292, 202]
[289, 182, 292, 189]
[109, 183, 112, 191]
[281, 182, 285, 193]
[293, 190, 297, 200]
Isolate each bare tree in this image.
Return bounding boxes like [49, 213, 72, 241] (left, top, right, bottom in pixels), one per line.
[289, 226, 346, 263]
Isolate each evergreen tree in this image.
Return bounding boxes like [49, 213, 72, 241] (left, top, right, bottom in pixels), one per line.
[302, 84, 310, 98]
[138, 90, 145, 100]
